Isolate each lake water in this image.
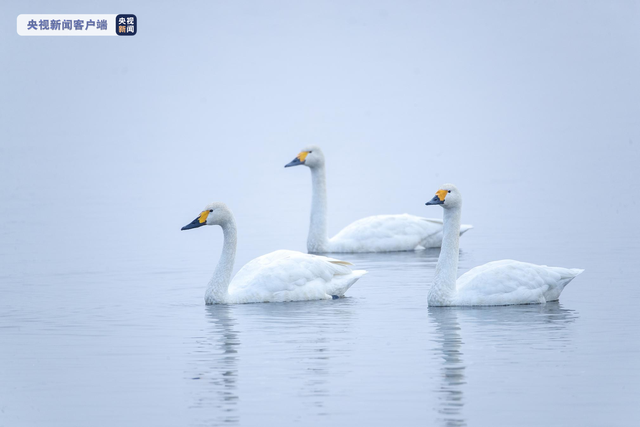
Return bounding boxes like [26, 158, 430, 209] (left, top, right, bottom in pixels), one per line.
[2, 181, 639, 426]
[2, 1, 640, 426]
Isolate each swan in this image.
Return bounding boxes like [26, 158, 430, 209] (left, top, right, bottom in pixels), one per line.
[285, 146, 473, 253]
[181, 202, 366, 304]
[425, 184, 583, 306]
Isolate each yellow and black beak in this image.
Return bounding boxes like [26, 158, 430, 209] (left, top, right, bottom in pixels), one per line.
[426, 190, 448, 206]
[284, 151, 309, 168]
[181, 210, 209, 231]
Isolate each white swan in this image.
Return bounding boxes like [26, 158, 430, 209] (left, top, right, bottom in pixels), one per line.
[425, 184, 583, 306]
[181, 202, 366, 304]
[285, 146, 473, 253]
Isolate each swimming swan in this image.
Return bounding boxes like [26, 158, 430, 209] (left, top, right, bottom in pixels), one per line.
[425, 184, 583, 306]
[285, 146, 473, 253]
[181, 202, 366, 304]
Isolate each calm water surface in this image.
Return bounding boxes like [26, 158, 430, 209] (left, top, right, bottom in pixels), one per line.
[1, 201, 639, 426]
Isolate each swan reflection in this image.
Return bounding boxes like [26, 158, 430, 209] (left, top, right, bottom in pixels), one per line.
[242, 299, 355, 415]
[189, 304, 240, 425]
[429, 307, 467, 427]
[428, 302, 578, 427]
[188, 299, 356, 424]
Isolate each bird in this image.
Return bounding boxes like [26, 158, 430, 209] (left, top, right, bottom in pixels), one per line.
[284, 145, 473, 253]
[424, 184, 583, 306]
[181, 202, 366, 304]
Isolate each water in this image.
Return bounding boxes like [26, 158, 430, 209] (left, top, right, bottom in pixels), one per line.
[2, 1, 640, 425]
[2, 207, 639, 426]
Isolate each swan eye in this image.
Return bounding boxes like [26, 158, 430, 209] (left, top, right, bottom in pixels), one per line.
[209, 209, 213, 212]
[448, 190, 451, 193]
[308, 151, 312, 153]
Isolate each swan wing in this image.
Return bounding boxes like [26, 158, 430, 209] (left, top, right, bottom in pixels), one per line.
[454, 260, 583, 305]
[227, 250, 366, 303]
[329, 214, 471, 252]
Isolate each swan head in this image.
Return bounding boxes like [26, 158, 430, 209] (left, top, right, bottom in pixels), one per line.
[284, 145, 324, 169]
[425, 183, 461, 209]
[181, 202, 233, 230]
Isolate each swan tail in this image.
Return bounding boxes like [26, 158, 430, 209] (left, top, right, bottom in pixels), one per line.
[545, 267, 584, 302]
[459, 224, 474, 235]
[352, 269, 367, 278]
[333, 269, 367, 296]
[562, 268, 584, 287]
[558, 267, 584, 283]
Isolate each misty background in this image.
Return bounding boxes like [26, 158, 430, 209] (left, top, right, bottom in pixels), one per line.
[2, 1, 638, 270]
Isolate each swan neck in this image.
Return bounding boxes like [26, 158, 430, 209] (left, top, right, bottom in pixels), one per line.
[429, 207, 461, 305]
[308, 165, 329, 252]
[206, 218, 237, 304]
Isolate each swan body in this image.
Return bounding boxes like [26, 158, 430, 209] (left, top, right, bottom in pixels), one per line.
[446, 260, 583, 306]
[285, 146, 473, 253]
[182, 203, 366, 304]
[328, 214, 473, 253]
[226, 250, 364, 303]
[425, 184, 583, 306]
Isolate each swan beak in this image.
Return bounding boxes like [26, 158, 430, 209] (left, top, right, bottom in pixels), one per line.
[425, 195, 445, 205]
[284, 151, 308, 168]
[181, 216, 206, 231]
[284, 157, 303, 168]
